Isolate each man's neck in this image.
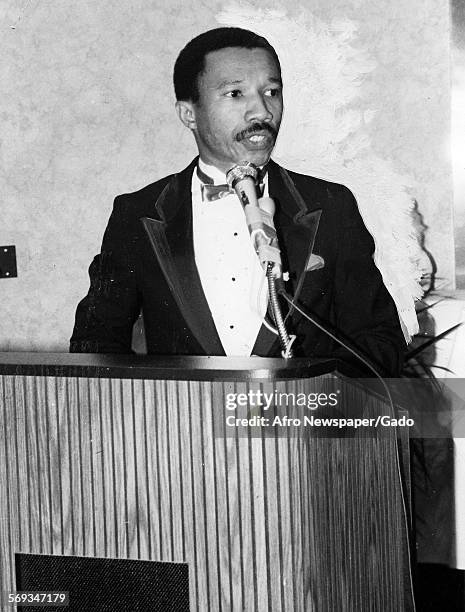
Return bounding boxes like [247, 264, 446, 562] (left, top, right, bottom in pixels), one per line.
[197, 159, 228, 185]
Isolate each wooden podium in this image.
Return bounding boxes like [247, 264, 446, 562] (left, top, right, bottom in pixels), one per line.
[0, 353, 414, 611]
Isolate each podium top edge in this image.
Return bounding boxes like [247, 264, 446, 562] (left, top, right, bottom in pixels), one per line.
[0, 353, 342, 382]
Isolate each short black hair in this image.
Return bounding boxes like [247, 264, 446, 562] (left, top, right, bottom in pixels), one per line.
[173, 27, 280, 102]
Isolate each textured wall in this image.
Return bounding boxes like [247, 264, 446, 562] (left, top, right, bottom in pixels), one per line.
[452, 0, 465, 287]
[1, 0, 453, 350]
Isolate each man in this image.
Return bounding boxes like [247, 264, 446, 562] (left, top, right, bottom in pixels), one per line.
[70, 27, 406, 375]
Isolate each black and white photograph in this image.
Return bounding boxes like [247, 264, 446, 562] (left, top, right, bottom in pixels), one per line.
[1, 0, 464, 610]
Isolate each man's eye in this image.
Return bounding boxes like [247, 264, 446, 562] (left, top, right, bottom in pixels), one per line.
[225, 90, 242, 98]
[264, 88, 281, 97]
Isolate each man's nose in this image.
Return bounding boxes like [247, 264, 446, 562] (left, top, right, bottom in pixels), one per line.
[244, 94, 273, 123]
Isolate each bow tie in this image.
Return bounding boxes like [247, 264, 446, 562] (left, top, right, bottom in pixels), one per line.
[197, 166, 266, 202]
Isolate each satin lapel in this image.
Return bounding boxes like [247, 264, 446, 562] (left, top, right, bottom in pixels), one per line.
[269, 160, 322, 291]
[253, 161, 322, 356]
[141, 159, 225, 356]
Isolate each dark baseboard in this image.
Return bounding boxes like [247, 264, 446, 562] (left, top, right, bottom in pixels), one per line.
[414, 563, 465, 612]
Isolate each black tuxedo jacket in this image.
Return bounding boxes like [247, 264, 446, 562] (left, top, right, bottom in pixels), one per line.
[70, 158, 406, 375]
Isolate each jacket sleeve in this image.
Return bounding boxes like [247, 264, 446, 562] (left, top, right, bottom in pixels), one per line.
[332, 186, 406, 376]
[70, 196, 141, 353]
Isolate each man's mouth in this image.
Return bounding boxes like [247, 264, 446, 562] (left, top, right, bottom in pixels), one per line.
[247, 133, 268, 144]
[236, 127, 276, 151]
[239, 131, 275, 152]
[235, 123, 277, 145]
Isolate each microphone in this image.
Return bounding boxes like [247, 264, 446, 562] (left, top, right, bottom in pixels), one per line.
[226, 162, 282, 279]
[226, 161, 260, 207]
[226, 161, 294, 357]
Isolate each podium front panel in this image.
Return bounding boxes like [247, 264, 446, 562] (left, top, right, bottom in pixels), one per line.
[0, 355, 413, 611]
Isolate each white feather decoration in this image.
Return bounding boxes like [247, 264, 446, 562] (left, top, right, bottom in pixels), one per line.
[217, 4, 423, 340]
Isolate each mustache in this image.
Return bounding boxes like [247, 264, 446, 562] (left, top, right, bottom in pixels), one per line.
[235, 122, 278, 142]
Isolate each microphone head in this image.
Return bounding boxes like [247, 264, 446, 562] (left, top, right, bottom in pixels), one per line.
[226, 162, 259, 189]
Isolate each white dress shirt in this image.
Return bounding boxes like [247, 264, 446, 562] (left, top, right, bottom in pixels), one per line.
[192, 159, 269, 356]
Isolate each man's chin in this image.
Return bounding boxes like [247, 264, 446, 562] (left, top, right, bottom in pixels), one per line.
[236, 148, 273, 168]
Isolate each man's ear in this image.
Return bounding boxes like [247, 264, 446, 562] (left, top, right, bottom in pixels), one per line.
[175, 101, 197, 131]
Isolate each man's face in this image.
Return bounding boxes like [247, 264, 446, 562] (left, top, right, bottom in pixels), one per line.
[177, 46, 283, 173]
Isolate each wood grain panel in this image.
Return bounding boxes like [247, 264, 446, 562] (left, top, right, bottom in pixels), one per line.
[0, 376, 13, 591]
[88, 377, 105, 557]
[0, 368, 414, 611]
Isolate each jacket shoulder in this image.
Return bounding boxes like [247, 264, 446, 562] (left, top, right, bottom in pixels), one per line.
[114, 173, 175, 215]
[270, 161, 355, 218]
[281, 166, 352, 200]
[113, 158, 196, 217]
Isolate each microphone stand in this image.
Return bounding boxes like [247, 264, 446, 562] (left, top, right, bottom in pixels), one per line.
[266, 262, 294, 358]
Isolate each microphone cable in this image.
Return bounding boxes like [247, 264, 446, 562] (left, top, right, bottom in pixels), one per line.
[279, 289, 417, 610]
